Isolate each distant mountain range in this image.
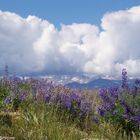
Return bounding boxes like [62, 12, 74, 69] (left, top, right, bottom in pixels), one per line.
[65, 78, 136, 89]
[0, 74, 137, 89]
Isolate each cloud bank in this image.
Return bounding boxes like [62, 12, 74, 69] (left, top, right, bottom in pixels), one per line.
[0, 6, 140, 77]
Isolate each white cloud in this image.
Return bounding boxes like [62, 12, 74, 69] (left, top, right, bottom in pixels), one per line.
[84, 5, 140, 77]
[0, 6, 140, 77]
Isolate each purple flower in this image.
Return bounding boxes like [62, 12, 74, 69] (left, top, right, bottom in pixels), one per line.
[121, 68, 128, 89]
[50, 95, 58, 105]
[123, 114, 130, 120]
[65, 95, 71, 110]
[43, 93, 51, 102]
[102, 102, 114, 111]
[98, 106, 105, 117]
[80, 100, 91, 115]
[135, 79, 140, 88]
[130, 116, 140, 124]
[5, 96, 11, 104]
[109, 87, 119, 99]
[20, 91, 27, 101]
[120, 99, 127, 107]
[99, 88, 109, 101]
[71, 92, 81, 103]
[125, 106, 131, 114]
[131, 87, 137, 98]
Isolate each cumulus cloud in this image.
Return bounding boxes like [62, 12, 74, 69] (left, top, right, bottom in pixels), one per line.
[0, 6, 140, 77]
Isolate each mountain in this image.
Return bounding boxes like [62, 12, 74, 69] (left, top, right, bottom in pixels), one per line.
[1, 74, 136, 89]
[65, 78, 135, 89]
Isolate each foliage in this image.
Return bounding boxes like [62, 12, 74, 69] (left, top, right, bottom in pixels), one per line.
[98, 69, 140, 139]
[0, 68, 140, 139]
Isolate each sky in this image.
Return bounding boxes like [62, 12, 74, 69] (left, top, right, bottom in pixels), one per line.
[0, 0, 140, 77]
[0, 0, 140, 28]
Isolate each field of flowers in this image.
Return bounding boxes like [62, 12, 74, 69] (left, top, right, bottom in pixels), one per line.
[0, 68, 140, 140]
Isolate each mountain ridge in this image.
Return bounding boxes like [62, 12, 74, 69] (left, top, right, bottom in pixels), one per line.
[65, 78, 135, 89]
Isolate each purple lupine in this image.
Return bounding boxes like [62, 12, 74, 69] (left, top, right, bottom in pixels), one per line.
[80, 100, 91, 115]
[102, 102, 114, 111]
[20, 91, 27, 101]
[120, 99, 132, 114]
[131, 87, 137, 98]
[99, 88, 109, 101]
[97, 106, 105, 117]
[108, 87, 119, 100]
[121, 68, 128, 89]
[125, 106, 132, 114]
[123, 114, 130, 120]
[50, 95, 58, 105]
[43, 93, 51, 102]
[97, 69, 140, 136]
[130, 116, 140, 124]
[120, 99, 127, 107]
[65, 95, 71, 110]
[71, 92, 81, 103]
[135, 79, 140, 88]
[5, 96, 11, 104]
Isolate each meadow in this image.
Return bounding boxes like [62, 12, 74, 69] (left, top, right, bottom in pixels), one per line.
[0, 68, 140, 140]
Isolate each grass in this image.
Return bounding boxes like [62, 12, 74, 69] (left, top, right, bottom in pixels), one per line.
[0, 94, 137, 140]
[0, 104, 91, 140]
[0, 75, 140, 140]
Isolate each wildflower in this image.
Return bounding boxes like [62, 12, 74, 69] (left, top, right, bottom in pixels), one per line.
[20, 91, 27, 101]
[50, 95, 57, 105]
[131, 87, 137, 98]
[71, 92, 81, 103]
[123, 114, 130, 120]
[121, 68, 128, 89]
[80, 100, 91, 115]
[65, 95, 71, 110]
[43, 93, 51, 102]
[125, 106, 132, 114]
[130, 116, 140, 124]
[99, 88, 109, 101]
[109, 87, 119, 99]
[135, 79, 140, 88]
[97, 106, 105, 117]
[5, 96, 11, 104]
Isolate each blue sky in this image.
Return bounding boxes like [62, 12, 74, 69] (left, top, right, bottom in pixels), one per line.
[0, 1, 140, 76]
[0, 0, 140, 28]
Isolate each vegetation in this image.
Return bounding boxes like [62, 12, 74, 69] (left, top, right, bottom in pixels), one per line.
[0, 68, 140, 140]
